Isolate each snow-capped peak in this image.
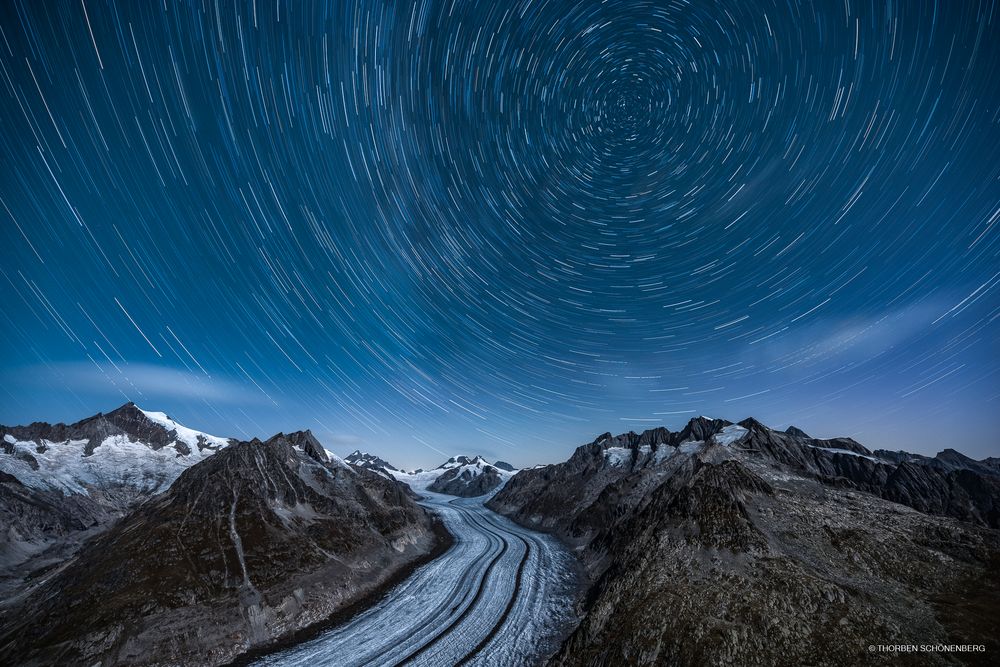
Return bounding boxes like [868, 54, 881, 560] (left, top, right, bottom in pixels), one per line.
[344, 450, 399, 472]
[0, 405, 234, 501]
[137, 407, 230, 450]
[438, 455, 491, 470]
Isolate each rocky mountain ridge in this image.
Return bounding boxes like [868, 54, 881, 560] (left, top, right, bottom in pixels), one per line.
[488, 416, 1000, 666]
[344, 450, 399, 474]
[1, 402, 232, 500]
[428, 456, 512, 497]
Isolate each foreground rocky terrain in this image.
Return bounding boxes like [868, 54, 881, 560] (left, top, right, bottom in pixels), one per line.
[489, 417, 1000, 666]
[5, 406, 995, 666]
[0, 428, 444, 666]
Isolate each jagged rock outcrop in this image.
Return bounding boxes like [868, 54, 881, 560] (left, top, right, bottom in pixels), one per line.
[492, 417, 1000, 540]
[0, 431, 444, 667]
[344, 450, 399, 474]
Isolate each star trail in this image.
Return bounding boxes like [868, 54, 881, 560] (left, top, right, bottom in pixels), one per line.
[1, 0, 998, 467]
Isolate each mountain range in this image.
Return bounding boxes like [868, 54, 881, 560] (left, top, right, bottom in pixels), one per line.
[1, 402, 234, 574]
[348, 450, 519, 497]
[488, 416, 1000, 665]
[1, 407, 998, 666]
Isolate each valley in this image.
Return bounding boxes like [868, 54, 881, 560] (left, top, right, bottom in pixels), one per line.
[252, 491, 578, 667]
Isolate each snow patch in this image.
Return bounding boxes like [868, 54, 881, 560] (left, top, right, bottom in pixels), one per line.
[138, 408, 230, 450]
[603, 447, 632, 467]
[1, 410, 233, 497]
[809, 445, 881, 462]
[678, 440, 706, 454]
[324, 449, 353, 470]
[714, 425, 748, 447]
[1, 434, 207, 496]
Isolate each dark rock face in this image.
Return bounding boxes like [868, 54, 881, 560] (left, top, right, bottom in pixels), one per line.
[0, 473, 108, 574]
[493, 460, 515, 472]
[487, 423, 711, 555]
[344, 449, 399, 473]
[734, 421, 1000, 528]
[0, 432, 441, 667]
[489, 417, 1000, 666]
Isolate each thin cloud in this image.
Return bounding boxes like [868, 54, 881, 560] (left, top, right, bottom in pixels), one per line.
[6, 362, 261, 405]
[748, 299, 946, 371]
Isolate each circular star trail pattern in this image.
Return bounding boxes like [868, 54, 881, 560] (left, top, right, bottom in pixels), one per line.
[1, 1, 998, 464]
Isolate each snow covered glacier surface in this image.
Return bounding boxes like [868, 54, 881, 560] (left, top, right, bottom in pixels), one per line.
[0, 408, 230, 497]
[253, 491, 580, 667]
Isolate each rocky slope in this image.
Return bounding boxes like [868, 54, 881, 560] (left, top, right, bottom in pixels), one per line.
[489, 417, 1000, 666]
[0, 430, 444, 667]
[0, 472, 109, 572]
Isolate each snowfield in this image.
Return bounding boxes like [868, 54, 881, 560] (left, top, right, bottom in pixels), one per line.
[0, 408, 231, 497]
[712, 424, 749, 446]
[253, 489, 578, 667]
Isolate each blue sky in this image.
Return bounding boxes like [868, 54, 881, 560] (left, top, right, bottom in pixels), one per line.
[1, 0, 998, 469]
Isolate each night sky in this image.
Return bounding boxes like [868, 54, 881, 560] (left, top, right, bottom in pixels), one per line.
[1, 1, 998, 468]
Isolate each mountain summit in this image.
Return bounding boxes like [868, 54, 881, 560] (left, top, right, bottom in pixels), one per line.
[344, 450, 399, 473]
[1, 402, 232, 498]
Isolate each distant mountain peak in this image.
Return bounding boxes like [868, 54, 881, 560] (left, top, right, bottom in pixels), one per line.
[344, 449, 399, 472]
[427, 455, 515, 497]
[784, 425, 810, 438]
[438, 455, 490, 470]
[0, 405, 233, 501]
